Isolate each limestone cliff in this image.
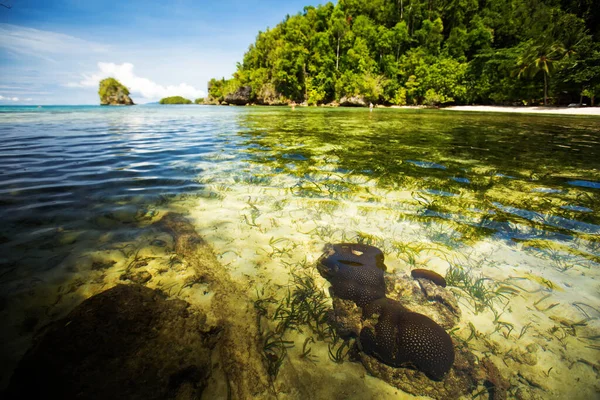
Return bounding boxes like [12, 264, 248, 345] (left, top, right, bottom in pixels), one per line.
[99, 78, 135, 106]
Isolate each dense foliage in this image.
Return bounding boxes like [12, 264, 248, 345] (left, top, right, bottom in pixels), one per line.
[159, 96, 192, 104]
[98, 78, 131, 103]
[209, 0, 599, 106]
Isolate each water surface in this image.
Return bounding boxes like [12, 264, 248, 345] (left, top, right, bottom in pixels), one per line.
[1, 105, 599, 398]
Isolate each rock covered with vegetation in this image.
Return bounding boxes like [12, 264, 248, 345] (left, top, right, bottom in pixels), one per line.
[159, 96, 192, 104]
[208, 0, 599, 106]
[5, 284, 220, 400]
[99, 77, 134, 105]
[224, 85, 252, 105]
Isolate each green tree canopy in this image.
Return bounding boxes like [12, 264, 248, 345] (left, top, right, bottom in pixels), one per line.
[207, 0, 598, 107]
[98, 78, 134, 105]
[159, 96, 192, 104]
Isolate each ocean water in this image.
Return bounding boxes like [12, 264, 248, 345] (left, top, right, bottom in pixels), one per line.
[0, 105, 599, 398]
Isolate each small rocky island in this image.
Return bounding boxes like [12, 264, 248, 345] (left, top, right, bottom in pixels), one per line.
[159, 96, 192, 104]
[98, 78, 135, 106]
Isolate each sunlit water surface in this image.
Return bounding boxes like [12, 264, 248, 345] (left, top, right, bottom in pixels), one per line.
[1, 105, 599, 397]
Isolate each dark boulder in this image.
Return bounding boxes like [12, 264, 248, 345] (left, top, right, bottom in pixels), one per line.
[5, 284, 220, 400]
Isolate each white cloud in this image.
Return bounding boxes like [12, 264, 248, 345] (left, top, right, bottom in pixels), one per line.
[0, 24, 109, 62]
[0, 95, 20, 101]
[70, 62, 206, 101]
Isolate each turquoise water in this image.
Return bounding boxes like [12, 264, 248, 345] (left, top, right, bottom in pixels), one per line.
[1, 105, 599, 397]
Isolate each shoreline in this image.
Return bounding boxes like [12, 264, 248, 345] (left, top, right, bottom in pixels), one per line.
[214, 102, 600, 116]
[433, 105, 600, 116]
[4, 103, 599, 116]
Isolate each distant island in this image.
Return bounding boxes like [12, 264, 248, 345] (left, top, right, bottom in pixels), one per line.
[159, 96, 192, 104]
[205, 1, 599, 107]
[99, 78, 134, 106]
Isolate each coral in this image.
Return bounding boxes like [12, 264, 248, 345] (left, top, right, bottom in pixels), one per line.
[317, 243, 387, 306]
[360, 298, 455, 380]
[319, 243, 508, 399]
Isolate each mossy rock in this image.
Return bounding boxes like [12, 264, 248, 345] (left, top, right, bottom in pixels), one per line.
[99, 78, 134, 105]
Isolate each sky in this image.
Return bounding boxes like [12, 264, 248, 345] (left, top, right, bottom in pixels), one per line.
[0, 0, 327, 105]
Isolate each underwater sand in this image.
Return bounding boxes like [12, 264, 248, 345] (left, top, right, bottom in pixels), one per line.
[185, 158, 600, 399]
[1, 106, 599, 398]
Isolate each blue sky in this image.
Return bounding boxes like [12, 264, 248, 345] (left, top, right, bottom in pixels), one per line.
[0, 0, 328, 104]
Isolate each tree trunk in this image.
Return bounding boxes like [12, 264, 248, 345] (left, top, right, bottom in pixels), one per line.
[303, 63, 307, 101]
[336, 36, 340, 71]
[543, 72, 547, 106]
[592, 95, 595, 107]
[580, 91, 583, 106]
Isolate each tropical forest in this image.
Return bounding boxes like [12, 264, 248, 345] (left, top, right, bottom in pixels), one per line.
[159, 96, 193, 104]
[208, 0, 599, 106]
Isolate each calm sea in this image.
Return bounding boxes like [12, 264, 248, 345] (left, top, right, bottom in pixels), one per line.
[1, 105, 599, 397]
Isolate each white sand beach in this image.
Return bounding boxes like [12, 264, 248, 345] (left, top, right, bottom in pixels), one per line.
[443, 105, 600, 116]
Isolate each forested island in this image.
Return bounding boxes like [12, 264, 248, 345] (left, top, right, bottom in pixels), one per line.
[207, 0, 599, 107]
[98, 78, 134, 106]
[159, 96, 193, 104]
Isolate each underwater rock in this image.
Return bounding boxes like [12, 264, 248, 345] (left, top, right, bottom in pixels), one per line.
[317, 243, 387, 306]
[411, 268, 447, 287]
[5, 284, 219, 400]
[385, 273, 461, 329]
[359, 340, 485, 400]
[319, 243, 506, 399]
[327, 297, 363, 338]
[481, 357, 510, 400]
[360, 298, 455, 381]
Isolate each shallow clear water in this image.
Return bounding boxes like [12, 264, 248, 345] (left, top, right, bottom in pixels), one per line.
[1, 105, 599, 397]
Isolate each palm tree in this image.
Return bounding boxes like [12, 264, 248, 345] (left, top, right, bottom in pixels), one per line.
[517, 41, 566, 106]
